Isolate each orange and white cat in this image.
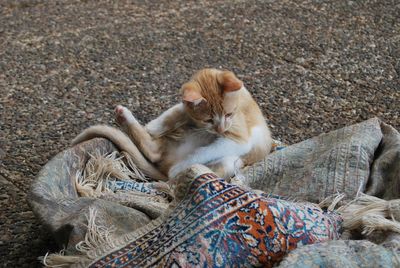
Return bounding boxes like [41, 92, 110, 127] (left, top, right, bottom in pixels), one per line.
[72, 68, 272, 181]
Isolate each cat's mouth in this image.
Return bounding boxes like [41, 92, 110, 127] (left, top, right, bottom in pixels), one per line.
[209, 127, 229, 136]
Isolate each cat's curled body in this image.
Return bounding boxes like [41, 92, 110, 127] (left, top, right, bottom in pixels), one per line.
[72, 69, 272, 181]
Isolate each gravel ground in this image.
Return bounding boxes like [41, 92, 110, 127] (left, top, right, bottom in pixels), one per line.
[0, 0, 399, 266]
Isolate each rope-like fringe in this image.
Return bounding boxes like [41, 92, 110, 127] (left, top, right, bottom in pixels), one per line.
[75, 207, 117, 259]
[74, 150, 147, 197]
[337, 194, 400, 236]
[40, 250, 86, 267]
[319, 193, 346, 211]
[41, 206, 118, 267]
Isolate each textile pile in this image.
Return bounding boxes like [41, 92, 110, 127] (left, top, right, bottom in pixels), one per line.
[29, 118, 400, 267]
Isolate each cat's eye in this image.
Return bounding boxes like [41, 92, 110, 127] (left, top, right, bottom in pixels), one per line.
[225, 113, 233, 118]
[205, 118, 213, 123]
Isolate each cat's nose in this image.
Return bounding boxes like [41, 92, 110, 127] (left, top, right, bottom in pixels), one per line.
[216, 125, 225, 133]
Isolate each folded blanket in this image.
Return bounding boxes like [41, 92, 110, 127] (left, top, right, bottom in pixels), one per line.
[242, 117, 391, 202]
[29, 118, 400, 267]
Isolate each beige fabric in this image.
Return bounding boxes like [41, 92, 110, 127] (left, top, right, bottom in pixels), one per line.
[241, 118, 400, 204]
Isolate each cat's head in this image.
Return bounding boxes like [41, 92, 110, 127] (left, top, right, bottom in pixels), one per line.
[181, 68, 243, 134]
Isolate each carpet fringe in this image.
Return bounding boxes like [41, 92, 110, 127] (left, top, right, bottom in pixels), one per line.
[40, 250, 86, 267]
[335, 194, 400, 236]
[38, 249, 88, 268]
[319, 193, 400, 239]
[75, 207, 117, 259]
[74, 150, 147, 197]
[318, 193, 345, 211]
[41, 206, 117, 267]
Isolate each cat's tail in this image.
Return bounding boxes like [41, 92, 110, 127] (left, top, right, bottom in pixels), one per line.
[71, 125, 168, 181]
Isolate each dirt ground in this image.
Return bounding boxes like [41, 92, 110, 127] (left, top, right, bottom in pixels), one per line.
[0, 0, 399, 266]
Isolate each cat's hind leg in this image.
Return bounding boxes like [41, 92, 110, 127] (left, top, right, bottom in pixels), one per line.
[115, 105, 161, 163]
[145, 104, 186, 138]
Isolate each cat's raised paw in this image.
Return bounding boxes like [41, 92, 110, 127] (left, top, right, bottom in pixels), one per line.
[115, 105, 135, 126]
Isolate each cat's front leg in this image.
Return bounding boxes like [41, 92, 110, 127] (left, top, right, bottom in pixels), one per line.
[168, 156, 242, 179]
[168, 137, 251, 179]
[115, 105, 161, 162]
[168, 162, 191, 179]
[207, 156, 243, 179]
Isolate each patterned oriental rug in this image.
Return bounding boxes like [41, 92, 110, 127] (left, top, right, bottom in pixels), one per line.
[90, 170, 341, 267]
[29, 118, 400, 267]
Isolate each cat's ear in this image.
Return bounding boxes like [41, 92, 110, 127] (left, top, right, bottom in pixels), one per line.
[181, 82, 206, 106]
[217, 71, 243, 93]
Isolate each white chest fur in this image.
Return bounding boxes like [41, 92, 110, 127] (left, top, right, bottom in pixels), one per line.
[168, 124, 269, 178]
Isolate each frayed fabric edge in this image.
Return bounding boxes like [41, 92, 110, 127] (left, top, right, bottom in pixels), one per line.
[40, 251, 87, 268]
[337, 194, 400, 236]
[74, 150, 148, 198]
[41, 165, 212, 267]
[41, 207, 118, 267]
[320, 193, 400, 240]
